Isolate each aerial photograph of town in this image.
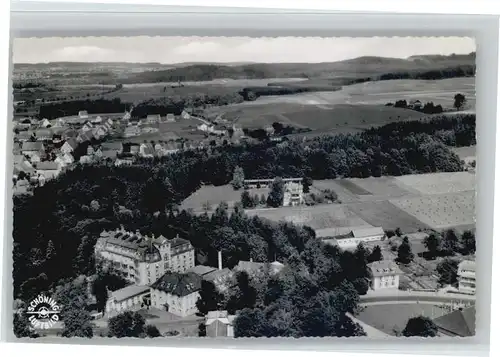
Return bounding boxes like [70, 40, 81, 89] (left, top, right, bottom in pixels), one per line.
[11, 36, 476, 339]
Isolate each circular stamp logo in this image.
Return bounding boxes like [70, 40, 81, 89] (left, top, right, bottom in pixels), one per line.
[26, 294, 60, 330]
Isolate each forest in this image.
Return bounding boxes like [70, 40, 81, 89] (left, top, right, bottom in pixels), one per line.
[38, 98, 130, 120]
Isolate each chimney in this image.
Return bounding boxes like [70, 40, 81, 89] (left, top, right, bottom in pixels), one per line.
[218, 251, 222, 270]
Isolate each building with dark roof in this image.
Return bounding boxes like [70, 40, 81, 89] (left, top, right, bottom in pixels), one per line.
[150, 272, 202, 317]
[94, 227, 195, 286]
[433, 306, 475, 337]
[368, 260, 403, 290]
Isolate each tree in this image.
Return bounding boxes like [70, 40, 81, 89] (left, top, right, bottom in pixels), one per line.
[196, 280, 222, 316]
[436, 258, 459, 286]
[267, 177, 285, 208]
[302, 177, 313, 194]
[108, 311, 146, 338]
[231, 166, 245, 190]
[145, 324, 161, 337]
[241, 190, 255, 208]
[367, 245, 383, 263]
[397, 237, 414, 264]
[461, 230, 476, 255]
[395, 228, 403, 237]
[13, 312, 38, 338]
[442, 229, 460, 256]
[46, 240, 56, 261]
[259, 194, 267, 205]
[55, 278, 94, 338]
[423, 233, 441, 259]
[198, 322, 207, 337]
[402, 316, 438, 337]
[454, 93, 467, 110]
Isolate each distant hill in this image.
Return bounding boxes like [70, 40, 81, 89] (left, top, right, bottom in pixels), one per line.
[13, 52, 476, 85]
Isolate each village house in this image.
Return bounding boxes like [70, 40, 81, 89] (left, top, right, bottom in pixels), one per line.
[95, 228, 195, 286]
[78, 110, 89, 119]
[40, 118, 51, 128]
[150, 272, 202, 317]
[139, 143, 155, 158]
[146, 114, 161, 124]
[81, 121, 94, 133]
[368, 260, 403, 290]
[197, 123, 214, 133]
[77, 130, 95, 143]
[122, 112, 131, 121]
[124, 125, 141, 138]
[15, 131, 33, 142]
[165, 113, 176, 122]
[21, 141, 45, 158]
[91, 116, 103, 125]
[205, 311, 236, 337]
[457, 260, 476, 294]
[162, 142, 180, 156]
[105, 285, 150, 317]
[62, 129, 78, 141]
[55, 152, 75, 169]
[181, 110, 191, 120]
[283, 181, 304, 206]
[243, 177, 302, 189]
[79, 155, 93, 164]
[35, 161, 61, 180]
[61, 138, 79, 155]
[13, 179, 31, 196]
[212, 125, 228, 136]
[34, 129, 53, 141]
[114, 157, 135, 166]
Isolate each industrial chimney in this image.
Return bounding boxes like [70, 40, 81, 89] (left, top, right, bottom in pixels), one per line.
[218, 251, 222, 270]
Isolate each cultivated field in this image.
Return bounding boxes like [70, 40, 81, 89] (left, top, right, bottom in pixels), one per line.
[394, 171, 475, 195]
[390, 191, 476, 230]
[346, 200, 429, 232]
[356, 303, 449, 335]
[182, 171, 476, 234]
[181, 185, 270, 212]
[244, 204, 372, 231]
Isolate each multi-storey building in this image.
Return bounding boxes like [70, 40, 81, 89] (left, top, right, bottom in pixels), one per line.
[458, 260, 476, 294]
[283, 181, 304, 206]
[368, 260, 403, 290]
[94, 227, 195, 286]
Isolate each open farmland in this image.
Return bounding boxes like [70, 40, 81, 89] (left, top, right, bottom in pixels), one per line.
[244, 204, 372, 231]
[206, 102, 425, 132]
[341, 177, 419, 198]
[346, 200, 429, 232]
[181, 185, 270, 212]
[390, 191, 476, 231]
[356, 303, 449, 335]
[394, 171, 475, 195]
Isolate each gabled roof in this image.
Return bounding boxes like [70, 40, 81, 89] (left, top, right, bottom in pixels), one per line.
[22, 141, 44, 151]
[64, 138, 79, 150]
[203, 268, 233, 283]
[187, 265, 217, 277]
[110, 285, 150, 303]
[433, 306, 475, 337]
[170, 236, 191, 248]
[369, 260, 403, 277]
[36, 161, 60, 171]
[151, 272, 202, 297]
[352, 227, 385, 238]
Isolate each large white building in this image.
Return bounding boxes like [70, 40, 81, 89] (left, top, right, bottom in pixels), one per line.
[150, 272, 202, 317]
[105, 285, 150, 316]
[94, 227, 195, 286]
[283, 182, 304, 206]
[457, 260, 476, 294]
[368, 260, 403, 290]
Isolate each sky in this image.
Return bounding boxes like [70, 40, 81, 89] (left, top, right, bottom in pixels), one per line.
[12, 36, 476, 64]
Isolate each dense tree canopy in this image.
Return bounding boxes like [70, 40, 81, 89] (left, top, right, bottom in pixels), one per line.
[402, 316, 438, 337]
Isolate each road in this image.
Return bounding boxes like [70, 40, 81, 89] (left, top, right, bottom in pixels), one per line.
[360, 291, 475, 306]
